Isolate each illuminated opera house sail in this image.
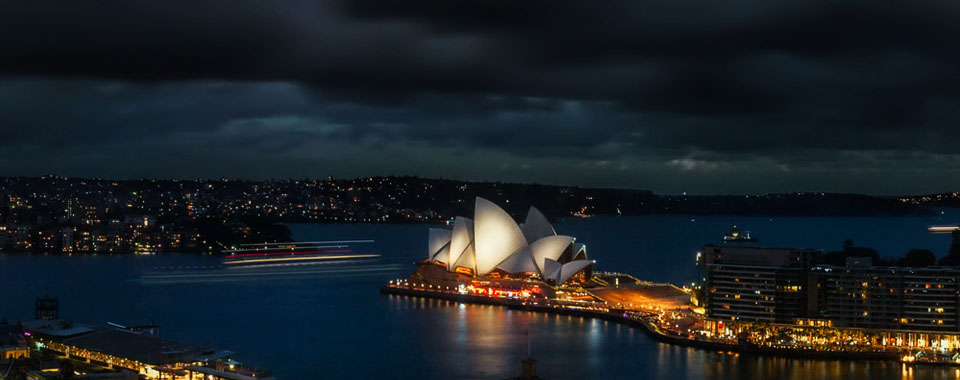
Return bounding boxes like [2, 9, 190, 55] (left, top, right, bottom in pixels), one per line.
[423, 197, 593, 286]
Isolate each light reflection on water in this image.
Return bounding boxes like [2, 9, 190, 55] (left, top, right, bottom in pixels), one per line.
[384, 295, 960, 380]
[2, 253, 960, 380]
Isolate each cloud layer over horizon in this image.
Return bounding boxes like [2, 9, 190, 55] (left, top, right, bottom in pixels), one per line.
[2, 1, 960, 194]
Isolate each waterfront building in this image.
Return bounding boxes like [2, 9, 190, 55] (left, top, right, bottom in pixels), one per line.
[0, 324, 28, 362]
[34, 296, 58, 320]
[60, 227, 74, 253]
[0, 225, 31, 250]
[415, 197, 595, 295]
[700, 242, 960, 354]
[698, 244, 820, 323]
[810, 266, 960, 332]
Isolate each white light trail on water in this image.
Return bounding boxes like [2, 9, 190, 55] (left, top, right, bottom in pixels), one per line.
[222, 254, 380, 265]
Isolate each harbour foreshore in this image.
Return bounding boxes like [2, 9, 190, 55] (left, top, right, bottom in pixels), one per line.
[380, 284, 902, 362]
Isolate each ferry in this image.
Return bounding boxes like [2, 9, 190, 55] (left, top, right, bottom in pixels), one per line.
[222, 240, 380, 267]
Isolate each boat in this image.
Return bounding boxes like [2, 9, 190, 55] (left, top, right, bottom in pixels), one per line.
[722, 226, 757, 243]
[221, 240, 380, 267]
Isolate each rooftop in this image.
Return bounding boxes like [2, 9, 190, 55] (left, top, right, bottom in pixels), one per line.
[24, 321, 231, 366]
[22, 320, 95, 338]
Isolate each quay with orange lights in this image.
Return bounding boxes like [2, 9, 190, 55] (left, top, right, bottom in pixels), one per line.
[380, 278, 905, 362]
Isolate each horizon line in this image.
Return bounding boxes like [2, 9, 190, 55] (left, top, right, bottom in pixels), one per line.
[0, 174, 954, 198]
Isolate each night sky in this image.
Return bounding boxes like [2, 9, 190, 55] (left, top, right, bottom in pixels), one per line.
[2, 1, 959, 194]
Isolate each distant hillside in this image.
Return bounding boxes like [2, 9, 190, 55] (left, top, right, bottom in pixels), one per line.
[899, 192, 960, 208]
[0, 176, 932, 227]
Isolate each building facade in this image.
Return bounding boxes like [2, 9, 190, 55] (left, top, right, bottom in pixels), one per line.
[700, 245, 960, 334]
[810, 266, 960, 332]
[699, 245, 820, 323]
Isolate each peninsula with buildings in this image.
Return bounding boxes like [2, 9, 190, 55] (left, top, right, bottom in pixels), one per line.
[384, 197, 960, 365]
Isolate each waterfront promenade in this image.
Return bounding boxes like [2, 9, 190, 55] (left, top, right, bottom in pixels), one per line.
[380, 281, 908, 362]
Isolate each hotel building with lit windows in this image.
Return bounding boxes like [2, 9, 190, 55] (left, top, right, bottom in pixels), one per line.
[698, 245, 820, 323]
[701, 245, 960, 334]
[809, 266, 960, 332]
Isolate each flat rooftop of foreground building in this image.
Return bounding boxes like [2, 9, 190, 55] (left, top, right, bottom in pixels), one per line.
[23, 320, 232, 366]
[812, 265, 960, 272]
[702, 244, 822, 251]
[22, 319, 96, 338]
[59, 329, 214, 365]
[592, 272, 645, 286]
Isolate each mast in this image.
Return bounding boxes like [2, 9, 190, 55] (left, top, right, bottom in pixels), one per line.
[526, 328, 531, 358]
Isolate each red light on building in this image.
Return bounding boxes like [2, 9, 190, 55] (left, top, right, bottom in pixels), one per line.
[467, 286, 535, 299]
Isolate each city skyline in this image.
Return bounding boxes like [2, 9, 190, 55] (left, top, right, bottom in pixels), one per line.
[8, 3, 960, 380]
[3, 2, 960, 194]
[0, 175, 935, 256]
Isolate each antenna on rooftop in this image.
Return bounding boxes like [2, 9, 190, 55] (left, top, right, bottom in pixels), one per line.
[518, 329, 539, 380]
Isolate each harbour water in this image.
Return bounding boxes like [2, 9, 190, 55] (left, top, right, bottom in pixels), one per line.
[2, 213, 960, 379]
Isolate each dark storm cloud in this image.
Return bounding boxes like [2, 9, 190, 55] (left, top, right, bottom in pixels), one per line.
[1, 1, 960, 193]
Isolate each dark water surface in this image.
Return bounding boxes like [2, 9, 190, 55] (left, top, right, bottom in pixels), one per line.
[2, 214, 960, 379]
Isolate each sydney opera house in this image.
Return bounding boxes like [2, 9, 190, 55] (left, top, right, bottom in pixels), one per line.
[411, 197, 595, 298]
